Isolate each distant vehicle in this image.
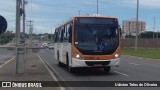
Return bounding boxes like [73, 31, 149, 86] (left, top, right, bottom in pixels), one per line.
[54, 16, 121, 73]
[48, 44, 54, 49]
[34, 42, 38, 45]
[37, 45, 43, 48]
[42, 43, 48, 48]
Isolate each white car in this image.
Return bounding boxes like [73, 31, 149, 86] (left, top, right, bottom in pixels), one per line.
[42, 43, 48, 48]
[48, 44, 54, 49]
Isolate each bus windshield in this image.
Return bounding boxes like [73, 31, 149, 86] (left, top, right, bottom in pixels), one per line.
[74, 19, 119, 55]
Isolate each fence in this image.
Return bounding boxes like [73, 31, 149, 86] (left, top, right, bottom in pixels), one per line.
[121, 39, 160, 48]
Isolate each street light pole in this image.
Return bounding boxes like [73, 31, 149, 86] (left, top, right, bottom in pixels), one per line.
[16, 0, 21, 48]
[135, 0, 139, 51]
[22, 0, 26, 46]
[78, 10, 81, 16]
[153, 17, 155, 39]
[97, 0, 99, 14]
[15, 0, 21, 74]
[15, 0, 26, 74]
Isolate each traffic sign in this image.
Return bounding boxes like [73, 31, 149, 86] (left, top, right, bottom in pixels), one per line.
[0, 15, 7, 35]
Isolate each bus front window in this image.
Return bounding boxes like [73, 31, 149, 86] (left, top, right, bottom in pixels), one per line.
[74, 24, 119, 55]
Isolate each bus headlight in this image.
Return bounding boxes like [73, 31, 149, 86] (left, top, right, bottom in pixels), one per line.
[76, 54, 80, 58]
[75, 54, 82, 60]
[115, 54, 119, 58]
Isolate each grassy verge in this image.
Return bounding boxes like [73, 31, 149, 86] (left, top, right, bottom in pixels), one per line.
[122, 48, 160, 59]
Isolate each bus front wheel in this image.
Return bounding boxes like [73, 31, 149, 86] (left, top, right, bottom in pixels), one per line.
[66, 54, 76, 73]
[104, 66, 111, 73]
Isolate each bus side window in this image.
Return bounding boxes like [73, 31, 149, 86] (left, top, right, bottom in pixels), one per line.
[61, 27, 64, 42]
[54, 30, 58, 43]
[63, 25, 69, 42]
[68, 24, 72, 43]
[58, 28, 61, 42]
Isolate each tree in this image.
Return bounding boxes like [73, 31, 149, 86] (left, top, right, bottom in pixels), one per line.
[125, 35, 135, 39]
[138, 31, 160, 39]
[0, 31, 15, 45]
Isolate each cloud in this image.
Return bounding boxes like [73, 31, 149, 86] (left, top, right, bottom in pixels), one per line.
[1, 0, 160, 34]
[119, 0, 160, 9]
[0, 0, 15, 12]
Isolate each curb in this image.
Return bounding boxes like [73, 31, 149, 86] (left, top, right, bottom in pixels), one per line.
[37, 53, 65, 90]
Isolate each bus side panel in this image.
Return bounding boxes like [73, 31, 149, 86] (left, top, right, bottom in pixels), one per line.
[61, 42, 71, 65]
[55, 43, 62, 62]
[59, 43, 63, 63]
[68, 43, 72, 66]
[54, 43, 58, 60]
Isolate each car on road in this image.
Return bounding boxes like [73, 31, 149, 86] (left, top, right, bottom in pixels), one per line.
[48, 44, 54, 49]
[37, 44, 44, 48]
[42, 43, 48, 48]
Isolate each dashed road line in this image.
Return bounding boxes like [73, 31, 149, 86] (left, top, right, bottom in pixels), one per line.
[128, 62, 141, 66]
[114, 71, 129, 77]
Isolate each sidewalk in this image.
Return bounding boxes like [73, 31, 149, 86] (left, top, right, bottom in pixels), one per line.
[0, 51, 62, 90]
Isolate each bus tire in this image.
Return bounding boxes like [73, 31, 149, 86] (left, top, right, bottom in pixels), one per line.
[66, 53, 69, 67]
[104, 66, 111, 73]
[57, 51, 62, 67]
[58, 61, 63, 67]
[69, 66, 76, 73]
[66, 54, 75, 73]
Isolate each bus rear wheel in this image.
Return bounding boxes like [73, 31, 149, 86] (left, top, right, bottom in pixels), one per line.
[68, 66, 76, 73]
[58, 61, 63, 67]
[57, 52, 63, 67]
[104, 66, 111, 73]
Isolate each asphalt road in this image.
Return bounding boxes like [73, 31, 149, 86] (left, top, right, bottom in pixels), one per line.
[39, 49, 160, 90]
[0, 48, 14, 66]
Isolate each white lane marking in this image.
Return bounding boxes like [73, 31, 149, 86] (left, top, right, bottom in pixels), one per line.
[0, 56, 15, 69]
[37, 54, 65, 90]
[114, 71, 129, 77]
[128, 62, 141, 66]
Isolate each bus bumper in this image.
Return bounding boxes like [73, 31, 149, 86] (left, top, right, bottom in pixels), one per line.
[71, 58, 120, 67]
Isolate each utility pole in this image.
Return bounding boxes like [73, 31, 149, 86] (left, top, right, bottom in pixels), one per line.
[15, 0, 21, 74]
[135, 0, 139, 51]
[51, 27, 53, 41]
[97, 0, 99, 14]
[78, 10, 81, 16]
[22, 0, 27, 46]
[15, 0, 21, 48]
[153, 17, 155, 39]
[27, 20, 33, 48]
[15, 0, 25, 74]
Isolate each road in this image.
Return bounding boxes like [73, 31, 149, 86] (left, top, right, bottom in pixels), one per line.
[39, 49, 160, 90]
[0, 48, 14, 66]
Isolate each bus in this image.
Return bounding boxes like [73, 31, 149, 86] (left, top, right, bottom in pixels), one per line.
[54, 16, 121, 73]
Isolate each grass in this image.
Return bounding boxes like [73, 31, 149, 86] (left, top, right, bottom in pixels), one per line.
[122, 48, 160, 59]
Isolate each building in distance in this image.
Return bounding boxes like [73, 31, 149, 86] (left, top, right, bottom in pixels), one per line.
[122, 19, 146, 39]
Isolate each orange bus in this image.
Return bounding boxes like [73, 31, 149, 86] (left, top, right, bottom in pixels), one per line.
[54, 16, 121, 73]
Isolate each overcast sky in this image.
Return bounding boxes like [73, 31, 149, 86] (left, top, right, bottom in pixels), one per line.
[1, 0, 160, 34]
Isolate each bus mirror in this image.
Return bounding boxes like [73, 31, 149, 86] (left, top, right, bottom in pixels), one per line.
[119, 25, 122, 36]
[120, 28, 122, 36]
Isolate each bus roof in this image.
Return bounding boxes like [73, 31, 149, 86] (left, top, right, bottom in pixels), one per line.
[73, 16, 117, 19]
[55, 16, 117, 29]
